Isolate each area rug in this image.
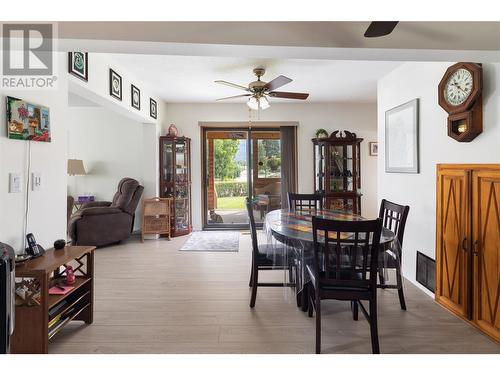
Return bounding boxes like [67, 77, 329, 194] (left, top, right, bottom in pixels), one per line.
[179, 231, 239, 252]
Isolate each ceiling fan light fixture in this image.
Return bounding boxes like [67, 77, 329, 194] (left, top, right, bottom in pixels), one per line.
[260, 96, 270, 110]
[247, 96, 259, 110]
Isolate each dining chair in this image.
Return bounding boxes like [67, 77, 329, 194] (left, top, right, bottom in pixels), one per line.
[378, 199, 410, 310]
[288, 193, 323, 212]
[307, 217, 383, 354]
[246, 198, 294, 308]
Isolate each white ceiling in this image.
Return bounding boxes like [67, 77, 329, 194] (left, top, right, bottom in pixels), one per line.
[110, 54, 400, 103]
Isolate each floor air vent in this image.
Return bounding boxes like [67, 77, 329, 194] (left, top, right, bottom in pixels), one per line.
[416, 251, 435, 293]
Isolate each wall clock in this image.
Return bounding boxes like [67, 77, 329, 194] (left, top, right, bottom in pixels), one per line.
[438, 62, 483, 142]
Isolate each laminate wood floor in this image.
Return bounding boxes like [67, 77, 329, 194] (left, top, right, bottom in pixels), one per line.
[50, 234, 500, 354]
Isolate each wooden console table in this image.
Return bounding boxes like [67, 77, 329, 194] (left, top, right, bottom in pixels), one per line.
[11, 246, 96, 353]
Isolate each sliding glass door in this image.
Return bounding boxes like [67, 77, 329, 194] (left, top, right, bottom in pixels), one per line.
[203, 128, 283, 229]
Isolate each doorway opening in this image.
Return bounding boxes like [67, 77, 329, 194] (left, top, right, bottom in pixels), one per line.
[202, 127, 285, 229]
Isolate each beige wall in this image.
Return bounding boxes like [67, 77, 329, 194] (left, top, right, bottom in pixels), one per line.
[163, 102, 378, 230]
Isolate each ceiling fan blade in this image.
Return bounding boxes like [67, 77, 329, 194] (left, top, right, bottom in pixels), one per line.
[264, 75, 293, 91]
[364, 21, 399, 38]
[269, 91, 309, 100]
[216, 94, 251, 101]
[214, 80, 250, 91]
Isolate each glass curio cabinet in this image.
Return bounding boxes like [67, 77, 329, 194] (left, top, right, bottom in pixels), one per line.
[313, 130, 363, 214]
[160, 135, 192, 236]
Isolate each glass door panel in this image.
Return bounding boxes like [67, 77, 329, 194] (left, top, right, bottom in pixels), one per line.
[203, 128, 282, 228]
[162, 141, 173, 185]
[329, 145, 354, 192]
[205, 130, 249, 227]
[251, 131, 282, 225]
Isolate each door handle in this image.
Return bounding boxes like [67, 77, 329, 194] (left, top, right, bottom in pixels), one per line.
[473, 240, 479, 256]
[461, 237, 467, 252]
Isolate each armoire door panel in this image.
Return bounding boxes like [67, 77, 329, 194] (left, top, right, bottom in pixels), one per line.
[472, 171, 500, 341]
[436, 169, 471, 318]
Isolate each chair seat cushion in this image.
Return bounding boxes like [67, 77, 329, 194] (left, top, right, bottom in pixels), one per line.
[257, 244, 289, 267]
[306, 264, 370, 291]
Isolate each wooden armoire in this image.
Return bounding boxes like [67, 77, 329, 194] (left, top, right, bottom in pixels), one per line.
[436, 164, 500, 342]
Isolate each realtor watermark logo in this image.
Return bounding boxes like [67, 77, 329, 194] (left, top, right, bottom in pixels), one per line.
[1, 22, 58, 89]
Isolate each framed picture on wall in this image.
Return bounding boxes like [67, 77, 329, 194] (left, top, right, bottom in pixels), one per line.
[109, 69, 122, 101]
[150, 98, 157, 119]
[68, 52, 88, 81]
[385, 98, 419, 173]
[7, 96, 51, 142]
[369, 142, 378, 156]
[131, 84, 141, 110]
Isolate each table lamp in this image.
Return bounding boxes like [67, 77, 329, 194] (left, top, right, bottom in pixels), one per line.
[67, 159, 87, 176]
[67, 159, 87, 200]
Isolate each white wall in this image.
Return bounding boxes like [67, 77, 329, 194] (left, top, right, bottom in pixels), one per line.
[0, 54, 68, 252]
[67, 106, 150, 231]
[377, 62, 500, 292]
[0, 51, 163, 252]
[164, 102, 379, 230]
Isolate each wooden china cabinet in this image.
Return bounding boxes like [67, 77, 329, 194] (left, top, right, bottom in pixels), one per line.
[159, 135, 192, 237]
[313, 130, 363, 214]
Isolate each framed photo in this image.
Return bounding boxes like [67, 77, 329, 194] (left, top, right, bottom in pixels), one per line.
[369, 142, 378, 156]
[109, 69, 122, 101]
[68, 52, 88, 81]
[131, 84, 141, 110]
[385, 98, 419, 173]
[7, 96, 51, 142]
[150, 98, 157, 119]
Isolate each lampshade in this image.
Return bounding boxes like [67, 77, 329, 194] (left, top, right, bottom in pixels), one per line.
[247, 96, 259, 110]
[260, 96, 270, 110]
[67, 159, 87, 176]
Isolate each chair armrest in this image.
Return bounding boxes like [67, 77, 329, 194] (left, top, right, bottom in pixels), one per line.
[80, 207, 123, 216]
[81, 201, 112, 209]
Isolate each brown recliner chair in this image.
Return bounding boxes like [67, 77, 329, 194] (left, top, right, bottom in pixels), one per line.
[68, 178, 144, 247]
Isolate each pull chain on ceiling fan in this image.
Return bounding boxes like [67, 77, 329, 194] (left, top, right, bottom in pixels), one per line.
[215, 67, 309, 110]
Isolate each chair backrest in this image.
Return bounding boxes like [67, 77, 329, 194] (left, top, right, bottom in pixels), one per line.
[245, 197, 259, 258]
[311, 217, 382, 290]
[378, 199, 410, 247]
[111, 178, 144, 215]
[288, 193, 323, 212]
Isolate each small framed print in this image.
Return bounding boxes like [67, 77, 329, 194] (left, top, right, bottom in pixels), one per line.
[68, 52, 88, 81]
[369, 142, 378, 156]
[131, 84, 141, 110]
[150, 98, 157, 119]
[109, 69, 122, 101]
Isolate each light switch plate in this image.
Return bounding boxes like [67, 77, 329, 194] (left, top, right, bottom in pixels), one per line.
[9, 173, 22, 193]
[32, 172, 42, 191]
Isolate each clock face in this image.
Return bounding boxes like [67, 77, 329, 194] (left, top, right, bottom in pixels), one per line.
[444, 68, 473, 106]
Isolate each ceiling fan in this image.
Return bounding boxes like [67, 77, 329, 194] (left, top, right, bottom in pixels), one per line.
[215, 68, 309, 110]
[364, 21, 399, 38]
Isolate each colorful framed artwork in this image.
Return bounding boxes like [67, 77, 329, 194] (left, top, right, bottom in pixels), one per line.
[6, 96, 51, 142]
[150, 98, 157, 119]
[109, 69, 122, 101]
[68, 52, 88, 81]
[131, 84, 141, 110]
[369, 142, 378, 156]
[385, 98, 419, 173]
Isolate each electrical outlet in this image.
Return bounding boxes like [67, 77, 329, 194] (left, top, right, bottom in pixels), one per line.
[32, 172, 42, 191]
[9, 173, 22, 193]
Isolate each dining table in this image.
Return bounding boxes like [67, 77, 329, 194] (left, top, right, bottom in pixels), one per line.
[263, 208, 400, 311]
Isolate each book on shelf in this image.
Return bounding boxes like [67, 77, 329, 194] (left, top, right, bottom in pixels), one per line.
[48, 315, 61, 329]
[48, 299, 68, 320]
